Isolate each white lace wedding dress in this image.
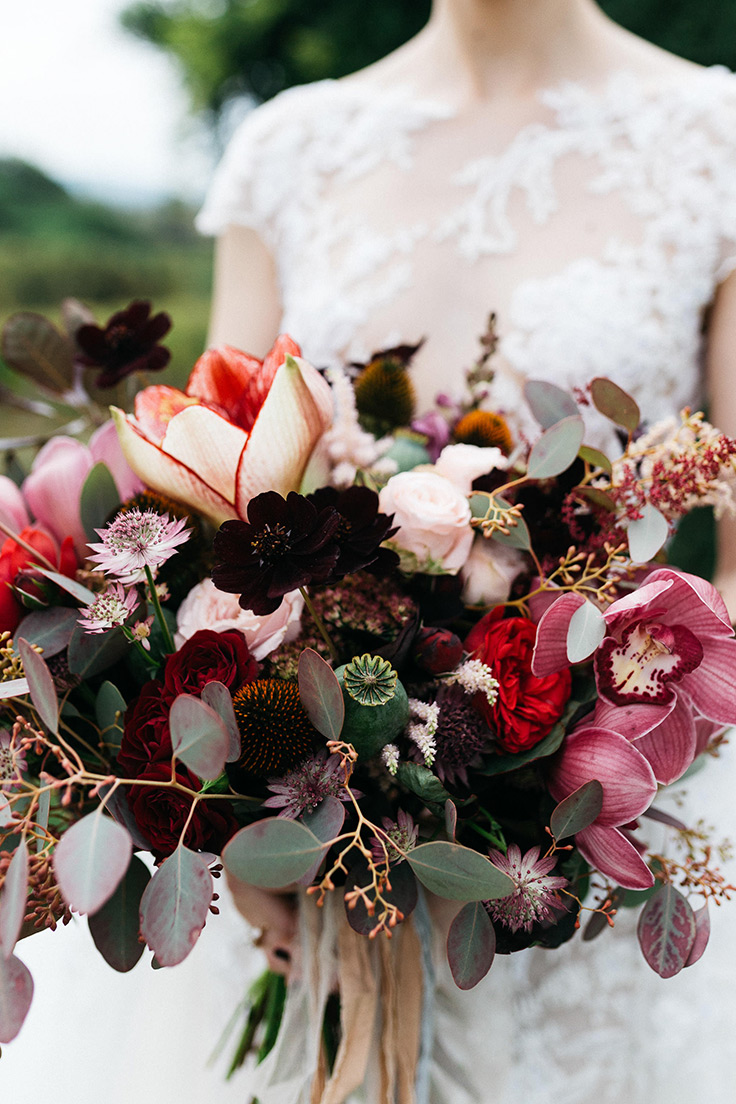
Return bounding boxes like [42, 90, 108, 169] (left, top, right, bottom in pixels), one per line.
[4, 65, 736, 1104]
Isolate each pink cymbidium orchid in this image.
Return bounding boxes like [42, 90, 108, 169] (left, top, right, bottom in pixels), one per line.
[533, 568, 736, 784]
[548, 725, 658, 890]
[112, 336, 334, 526]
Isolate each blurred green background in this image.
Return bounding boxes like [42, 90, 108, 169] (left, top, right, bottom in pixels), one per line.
[2, 0, 735, 396]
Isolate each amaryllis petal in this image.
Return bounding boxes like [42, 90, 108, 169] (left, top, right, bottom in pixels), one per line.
[633, 695, 697, 785]
[186, 345, 269, 429]
[134, 386, 202, 445]
[111, 407, 237, 525]
[531, 592, 585, 676]
[548, 727, 657, 826]
[576, 823, 655, 890]
[234, 356, 333, 513]
[161, 405, 248, 504]
[591, 696, 675, 740]
[680, 635, 736, 723]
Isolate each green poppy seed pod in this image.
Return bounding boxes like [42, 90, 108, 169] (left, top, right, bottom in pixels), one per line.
[335, 658, 410, 759]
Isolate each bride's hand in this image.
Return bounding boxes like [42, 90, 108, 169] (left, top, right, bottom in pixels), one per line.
[225, 871, 298, 977]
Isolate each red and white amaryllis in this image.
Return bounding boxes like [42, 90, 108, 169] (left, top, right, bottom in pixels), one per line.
[533, 568, 736, 785]
[112, 336, 333, 525]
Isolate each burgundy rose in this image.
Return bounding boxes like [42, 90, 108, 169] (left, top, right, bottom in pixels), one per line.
[163, 628, 259, 701]
[413, 626, 464, 675]
[117, 679, 171, 777]
[465, 610, 571, 753]
[127, 762, 238, 860]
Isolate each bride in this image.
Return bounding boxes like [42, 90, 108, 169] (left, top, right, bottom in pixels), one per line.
[4, 1, 735, 1101]
[197, 0, 736, 1101]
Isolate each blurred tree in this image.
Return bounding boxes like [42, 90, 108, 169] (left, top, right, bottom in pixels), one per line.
[121, 0, 736, 140]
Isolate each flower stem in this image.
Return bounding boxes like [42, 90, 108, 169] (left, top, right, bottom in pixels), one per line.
[144, 565, 176, 654]
[122, 625, 159, 668]
[299, 587, 340, 665]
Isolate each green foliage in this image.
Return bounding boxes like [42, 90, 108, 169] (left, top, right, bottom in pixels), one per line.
[120, 0, 736, 136]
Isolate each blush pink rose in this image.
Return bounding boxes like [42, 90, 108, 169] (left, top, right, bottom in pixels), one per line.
[175, 578, 304, 661]
[461, 536, 524, 607]
[378, 470, 473, 574]
[433, 443, 508, 495]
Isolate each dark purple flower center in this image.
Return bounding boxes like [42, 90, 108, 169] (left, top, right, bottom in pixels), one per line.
[250, 523, 291, 562]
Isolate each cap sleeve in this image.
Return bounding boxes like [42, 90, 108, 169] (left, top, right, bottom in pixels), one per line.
[195, 82, 332, 246]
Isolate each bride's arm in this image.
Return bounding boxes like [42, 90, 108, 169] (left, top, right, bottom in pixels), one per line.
[207, 225, 282, 353]
[706, 270, 736, 621]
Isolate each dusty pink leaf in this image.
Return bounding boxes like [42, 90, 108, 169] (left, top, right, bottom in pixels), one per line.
[201, 680, 241, 762]
[637, 884, 696, 978]
[53, 812, 133, 915]
[549, 780, 604, 841]
[0, 840, 29, 959]
[531, 592, 585, 676]
[298, 648, 344, 741]
[684, 902, 711, 968]
[447, 901, 496, 989]
[169, 693, 230, 781]
[0, 953, 34, 1043]
[18, 638, 58, 734]
[139, 846, 213, 967]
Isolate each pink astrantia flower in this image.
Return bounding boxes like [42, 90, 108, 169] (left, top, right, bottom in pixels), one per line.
[532, 568, 736, 785]
[547, 724, 658, 890]
[78, 582, 140, 633]
[486, 844, 568, 932]
[263, 750, 353, 819]
[370, 809, 418, 866]
[88, 508, 190, 585]
[0, 727, 27, 791]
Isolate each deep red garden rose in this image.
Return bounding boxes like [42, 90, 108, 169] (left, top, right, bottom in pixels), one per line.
[127, 761, 238, 860]
[117, 679, 171, 777]
[162, 628, 259, 701]
[465, 610, 572, 753]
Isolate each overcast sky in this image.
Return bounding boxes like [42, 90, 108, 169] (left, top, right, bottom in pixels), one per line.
[0, 0, 213, 204]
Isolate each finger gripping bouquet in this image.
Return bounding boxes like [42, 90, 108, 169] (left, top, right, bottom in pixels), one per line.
[0, 305, 733, 1061]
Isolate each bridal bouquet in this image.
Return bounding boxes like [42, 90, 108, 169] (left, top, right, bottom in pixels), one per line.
[0, 303, 734, 1051]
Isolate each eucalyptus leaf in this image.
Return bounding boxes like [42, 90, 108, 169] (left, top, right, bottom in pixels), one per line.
[95, 681, 127, 753]
[296, 796, 346, 885]
[201, 680, 241, 762]
[0, 952, 34, 1043]
[298, 648, 344, 741]
[566, 599, 606, 664]
[488, 495, 532, 551]
[169, 693, 231, 781]
[549, 780, 604, 841]
[590, 377, 640, 433]
[18, 638, 58, 734]
[575, 485, 616, 511]
[0, 839, 29, 959]
[223, 818, 326, 889]
[88, 854, 151, 973]
[627, 504, 669, 563]
[31, 566, 96, 606]
[16, 608, 78, 658]
[53, 812, 133, 915]
[578, 444, 613, 476]
[139, 846, 213, 967]
[446, 901, 496, 989]
[80, 462, 121, 543]
[407, 841, 514, 901]
[0, 679, 29, 701]
[524, 380, 579, 429]
[526, 416, 585, 480]
[67, 622, 128, 677]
